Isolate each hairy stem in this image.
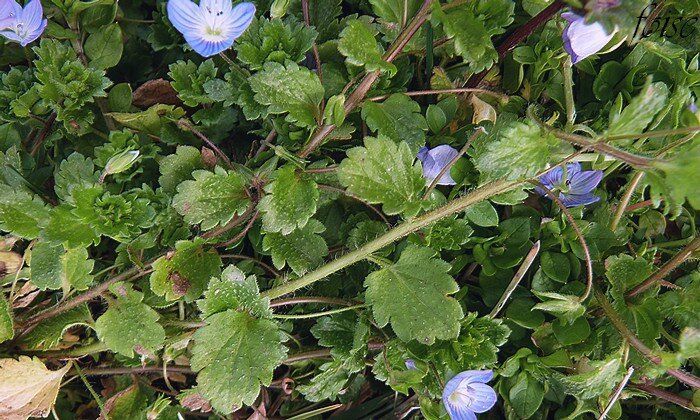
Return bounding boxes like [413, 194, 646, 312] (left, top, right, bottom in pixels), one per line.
[262, 180, 520, 299]
[633, 382, 700, 414]
[626, 236, 700, 298]
[595, 289, 700, 389]
[610, 171, 645, 232]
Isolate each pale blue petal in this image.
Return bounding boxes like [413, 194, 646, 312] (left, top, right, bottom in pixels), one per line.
[559, 192, 600, 207]
[405, 359, 417, 370]
[417, 147, 430, 162]
[562, 12, 615, 63]
[466, 382, 498, 413]
[19, 18, 44, 45]
[167, 0, 204, 36]
[420, 144, 458, 185]
[0, 28, 22, 43]
[187, 36, 228, 57]
[444, 402, 477, 420]
[226, 2, 255, 38]
[0, 16, 13, 30]
[20, 0, 43, 31]
[568, 170, 603, 194]
[462, 370, 494, 384]
[0, 0, 14, 20]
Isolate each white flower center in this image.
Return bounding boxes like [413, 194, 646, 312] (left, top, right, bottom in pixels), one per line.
[199, 0, 230, 41]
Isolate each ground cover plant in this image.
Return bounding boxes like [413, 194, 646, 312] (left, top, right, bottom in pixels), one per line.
[0, 0, 699, 418]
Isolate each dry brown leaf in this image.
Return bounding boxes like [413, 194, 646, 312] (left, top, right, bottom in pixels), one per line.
[132, 79, 181, 109]
[0, 356, 70, 420]
[0, 251, 23, 277]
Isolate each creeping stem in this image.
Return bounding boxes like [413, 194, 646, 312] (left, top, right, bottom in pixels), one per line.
[297, 0, 434, 158]
[262, 180, 520, 299]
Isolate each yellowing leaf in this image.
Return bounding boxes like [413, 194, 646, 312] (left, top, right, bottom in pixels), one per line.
[0, 356, 70, 420]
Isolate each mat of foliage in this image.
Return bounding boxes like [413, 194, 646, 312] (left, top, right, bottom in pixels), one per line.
[1, 0, 700, 419]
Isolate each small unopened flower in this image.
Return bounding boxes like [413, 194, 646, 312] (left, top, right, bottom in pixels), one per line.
[689, 101, 698, 113]
[167, 0, 255, 57]
[0, 0, 47, 47]
[562, 12, 617, 64]
[442, 370, 497, 420]
[536, 162, 603, 207]
[417, 145, 459, 186]
[405, 359, 417, 370]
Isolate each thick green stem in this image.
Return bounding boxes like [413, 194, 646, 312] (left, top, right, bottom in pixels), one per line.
[262, 180, 520, 299]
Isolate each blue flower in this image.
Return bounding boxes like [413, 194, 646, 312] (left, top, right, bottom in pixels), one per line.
[0, 0, 47, 47]
[562, 12, 616, 64]
[442, 370, 497, 420]
[536, 162, 603, 208]
[167, 0, 255, 57]
[418, 145, 459, 186]
[405, 359, 417, 370]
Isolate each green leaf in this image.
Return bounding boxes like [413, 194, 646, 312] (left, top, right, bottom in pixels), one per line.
[236, 16, 318, 70]
[71, 187, 156, 243]
[0, 293, 12, 344]
[84, 23, 123, 69]
[337, 135, 425, 217]
[262, 219, 328, 275]
[550, 358, 622, 401]
[323, 94, 346, 127]
[33, 39, 112, 134]
[169, 60, 217, 107]
[532, 291, 584, 324]
[653, 141, 700, 209]
[191, 310, 287, 413]
[338, 20, 396, 75]
[108, 82, 132, 112]
[54, 153, 99, 203]
[431, 5, 497, 73]
[102, 384, 149, 420]
[29, 241, 94, 293]
[172, 167, 250, 231]
[248, 61, 324, 127]
[259, 165, 319, 234]
[361, 94, 428, 154]
[365, 245, 463, 344]
[422, 216, 473, 251]
[660, 273, 700, 329]
[299, 313, 369, 401]
[197, 265, 271, 319]
[464, 200, 499, 227]
[679, 327, 700, 359]
[108, 104, 186, 136]
[606, 80, 669, 137]
[437, 314, 511, 370]
[149, 239, 222, 302]
[541, 251, 570, 283]
[20, 304, 92, 350]
[552, 316, 591, 345]
[158, 146, 204, 193]
[43, 206, 100, 248]
[369, 0, 422, 24]
[605, 254, 653, 301]
[0, 184, 50, 239]
[475, 120, 564, 181]
[95, 283, 165, 358]
[509, 372, 545, 419]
